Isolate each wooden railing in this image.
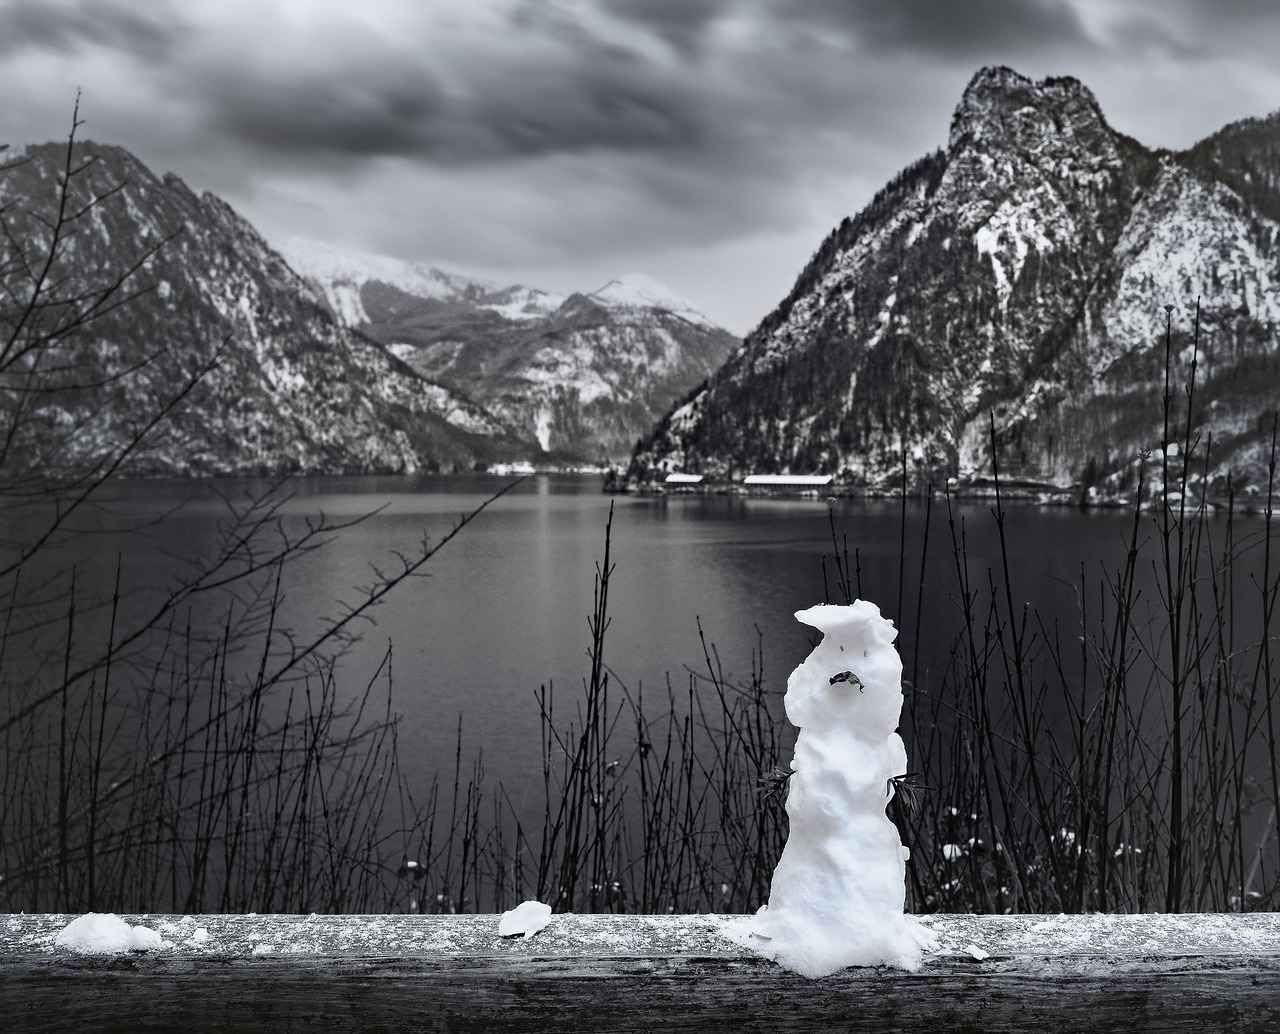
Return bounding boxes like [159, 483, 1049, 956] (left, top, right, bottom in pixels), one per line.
[3, 912, 1279, 1031]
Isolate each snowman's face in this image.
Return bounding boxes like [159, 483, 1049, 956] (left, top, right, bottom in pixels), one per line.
[785, 604, 904, 735]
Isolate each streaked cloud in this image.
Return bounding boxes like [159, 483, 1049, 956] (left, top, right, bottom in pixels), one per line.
[0, 0, 1274, 334]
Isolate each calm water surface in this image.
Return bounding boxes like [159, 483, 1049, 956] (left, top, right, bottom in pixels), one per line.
[69, 473, 1179, 807]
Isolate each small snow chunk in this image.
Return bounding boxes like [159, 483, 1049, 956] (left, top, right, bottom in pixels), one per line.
[965, 943, 990, 961]
[55, 914, 166, 954]
[498, 900, 553, 939]
[191, 927, 210, 945]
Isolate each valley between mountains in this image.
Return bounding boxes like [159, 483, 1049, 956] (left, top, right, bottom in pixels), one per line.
[0, 142, 736, 476]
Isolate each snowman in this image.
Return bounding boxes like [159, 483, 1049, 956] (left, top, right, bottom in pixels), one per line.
[747, 601, 932, 977]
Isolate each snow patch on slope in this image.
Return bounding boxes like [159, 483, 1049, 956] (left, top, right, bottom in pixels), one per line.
[1101, 163, 1280, 372]
[482, 289, 566, 321]
[534, 408, 553, 451]
[974, 198, 1056, 306]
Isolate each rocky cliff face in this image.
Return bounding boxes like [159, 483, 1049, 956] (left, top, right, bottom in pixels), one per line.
[0, 140, 529, 477]
[632, 67, 1280, 498]
[282, 240, 739, 463]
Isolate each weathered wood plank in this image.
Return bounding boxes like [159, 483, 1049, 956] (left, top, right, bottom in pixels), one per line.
[3, 913, 1279, 1032]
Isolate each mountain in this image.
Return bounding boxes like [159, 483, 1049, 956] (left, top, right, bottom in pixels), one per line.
[630, 67, 1280, 499]
[278, 237, 567, 326]
[281, 240, 739, 463]
[0, 140, 528, 476]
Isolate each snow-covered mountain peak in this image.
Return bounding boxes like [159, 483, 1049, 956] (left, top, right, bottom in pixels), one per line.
[950, 66, 1109, 155]
[276, 236, 564, 323]
[276, 236, 480, 323]
[938, 66, 1128, 261]
[590, 273, 713, 326]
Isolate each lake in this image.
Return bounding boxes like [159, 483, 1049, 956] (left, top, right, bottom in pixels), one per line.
[11, 470, 1279, 913]
[62, 473, 1179, 804]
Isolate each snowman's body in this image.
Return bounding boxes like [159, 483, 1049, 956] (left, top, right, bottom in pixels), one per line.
[750, 601, 929, 977]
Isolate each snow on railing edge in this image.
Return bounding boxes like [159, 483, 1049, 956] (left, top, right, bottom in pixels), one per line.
[4, 912, 1280, 966]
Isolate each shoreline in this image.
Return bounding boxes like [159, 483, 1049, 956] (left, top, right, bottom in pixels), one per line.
[606, 477, 1262, 513]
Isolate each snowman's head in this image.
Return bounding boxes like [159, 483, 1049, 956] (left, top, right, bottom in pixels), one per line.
[785, 601, 903, 734]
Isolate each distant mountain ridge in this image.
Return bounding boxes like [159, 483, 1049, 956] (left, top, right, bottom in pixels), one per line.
[630, 67, 1280, 499]
[282, 240, 738, 461]
[0, 140, 736, 475]
[278, 237, 567, 326]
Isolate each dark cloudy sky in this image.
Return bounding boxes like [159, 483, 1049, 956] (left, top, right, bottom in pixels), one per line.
[2, 0, 1277, 334]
